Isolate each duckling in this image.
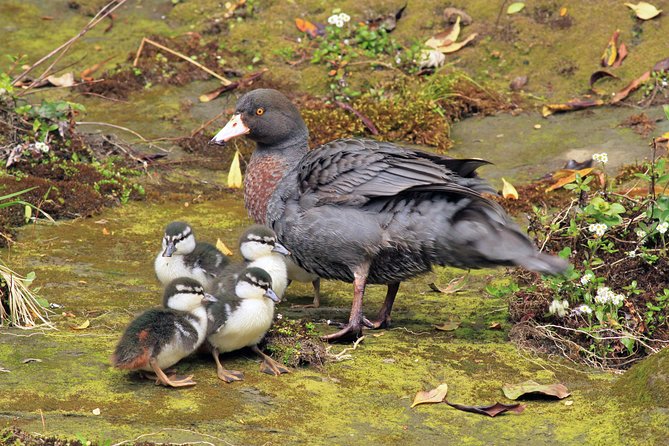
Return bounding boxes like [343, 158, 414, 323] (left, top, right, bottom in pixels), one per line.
[112, 278, 216, 387]
[207, 266, 289, 382]
[155, 221, 229, 293]
[214, 225, 290, 300]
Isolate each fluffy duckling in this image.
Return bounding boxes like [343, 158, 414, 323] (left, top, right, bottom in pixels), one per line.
[155, 221, 229, 293]
[207, 266, 289, 382]
[112, 278, 216, 387]
[214, 225, 290, 300]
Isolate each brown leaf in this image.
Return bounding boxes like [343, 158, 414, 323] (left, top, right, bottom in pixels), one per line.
[295, 18, 322, 38]
[589, 70, 618, 89]
[601, 30, 619, 67]
[425, 17, 461, 49]
[546, 168, 594, 192]
[488, 322, 502, 330]
[542, 99, 604, 117]
[621, 186, 669, 197]
[434, 321, 461, 331]
[502, 380, 571, 400]
[102, 227, 111, 236]
[438, 33, 478, 53]
[611, 71, 651, 103]
[563, 159, 594, 170]
[46, 72, 75, 87]
[612, 43, 628, 68]
[411, 383, 449, 407]
[80, 56, 114, 80]
[446, 400, 525, 417]
[559, 7, 568, 16]
[199, 69, 266, 102]
[653, 57, 669, 73]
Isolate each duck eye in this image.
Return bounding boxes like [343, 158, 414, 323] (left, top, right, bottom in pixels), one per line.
[256, 107, 265, 116]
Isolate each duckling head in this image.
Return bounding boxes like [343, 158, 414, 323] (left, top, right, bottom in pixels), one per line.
[235, 267, 280, 303]
[239, 225, 290, 261]
[161, 221, 197, 257]
[164, 277, 217, 312]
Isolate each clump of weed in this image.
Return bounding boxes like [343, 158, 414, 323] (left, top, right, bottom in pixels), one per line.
[263, 316, 328, 369]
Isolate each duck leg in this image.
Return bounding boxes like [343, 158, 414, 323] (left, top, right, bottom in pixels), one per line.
[252, 345, 291, 376]
[322, 270, 367, 342]
[291, 278, 321, 309]
[363, 281, 400, 329]
[212, 347, 244, 383]
[149, 358, 196, 387]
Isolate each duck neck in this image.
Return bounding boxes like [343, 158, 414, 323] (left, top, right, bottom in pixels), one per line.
[244, 135, 308, 225]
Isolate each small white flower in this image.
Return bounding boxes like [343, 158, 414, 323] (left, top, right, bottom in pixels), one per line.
[588, 223, 607, 237]
[573, 304, 593, 315]
[0, 88, 6, 96]
[657, 222, 668, 234]
[636, 228, 647, 239]
[580, 272, 594, 285]
[343, 39, 350, 45]
[335, 17, 345, 27]
[548, 299, 569, 317]
[276, 313, 283, 320]
[327, 14, 339, 24]
[34, 142, 49, 153]
[338, 12, 350, 23]
[610, 293, 625, 307]
[395, 56, 402, 64]
[627, 250, 637, 258]
[595, 286, 612, 304]
[662, 80, 668, 88]
[592, 152, 608, 164]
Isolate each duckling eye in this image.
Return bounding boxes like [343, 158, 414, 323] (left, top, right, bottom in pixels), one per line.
[255, 107, 265, 116]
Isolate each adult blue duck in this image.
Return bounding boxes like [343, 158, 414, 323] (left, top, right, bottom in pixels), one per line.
[211, 89, 568, 342]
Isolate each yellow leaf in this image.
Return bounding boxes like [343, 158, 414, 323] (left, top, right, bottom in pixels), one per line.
[434, 321, 460, 331]
[102, 227, 110, 236]
[501, 177, 519, 200]
[411, 383, 449, 408]
[625, 2, 662, 20]
[600, 30, 619, 67]
[437, 33, 478, 53]
[559, 7, 568, 16]
[425, 16, 460, 49]
[72, 319, 90, 330]
[228, 150, 243, 189]
[661, 131, 669, 139]
[216, 238, 234, 256]
[545, 168, 594, 192]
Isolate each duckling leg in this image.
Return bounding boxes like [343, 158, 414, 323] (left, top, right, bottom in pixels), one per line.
[321, 270, 367, 342]
[363, 282, 399, 329]
[212, 347, 244, 383]
[290, 278, 321, 309]
[252, 345, 291, 376]
[149, 358, 196, 387]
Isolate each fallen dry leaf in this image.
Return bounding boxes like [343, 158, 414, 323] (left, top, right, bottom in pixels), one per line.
[228, 150, 243, 188]
[611, 70, 651, 103]
[589, 70, 618, 89]
[542, 99, 604, 117]
[509, 76, 528, 91]
[22, 358, 43, 364]
[72, 319, 91, 330]
[434, 321, 461, 331]
[428, 273, 469, 294]
[102, 227, 111, 236]
[653, 57, 669, 73]
[216, 238, 234, 256]
[613, 43, 628, 68]
[46, 72, 75, 87]
[295, 17, 323, 38]
[559, 7, 568, 16]
[446, 400, 525, 417]
[366, 3, 407, 32]
[425, 16, 461, 49]
[488, 322, 502, 330]
[411, 383, 449, 408]
[502, 380, 571, 400]
[546, 168, 594, 192]
[439, 33, 478, 54]
[601, 30, 619, 67]
[625, 2, 662, 20]
[501, 177, 519, 200]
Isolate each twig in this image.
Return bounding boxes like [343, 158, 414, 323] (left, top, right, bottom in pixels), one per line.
[190, 111, 228, 137]
[76, 91, 128, 103]
[133, 38, 232, 85]
[12, 0, 128, 89]
[39, 409, 45, 431]
[76, 121, 170, 152]
[20, 79, 106, 95]
[329, 335, 365, 360]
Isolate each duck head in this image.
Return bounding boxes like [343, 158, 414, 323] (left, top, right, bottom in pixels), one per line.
[239, 224, 290, 261]
[210, 89, 308, 148]
[163, 277, 217, 312]
[161, 221, 196, 257]
[235, 266, 280, 303]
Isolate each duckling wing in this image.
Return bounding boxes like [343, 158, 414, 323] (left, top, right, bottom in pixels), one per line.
[188, 242, 229, 277]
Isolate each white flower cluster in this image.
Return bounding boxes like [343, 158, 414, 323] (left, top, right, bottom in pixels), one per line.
[588, 223, 607, 237]
[592, 152, 608, 164]
[327, 12, 351, 28]
[636, 228, 647, 239]
[657, 221, 668, 234]
[594, 286, 625, 306]
[548, 299, 569, 317]
[580, 272, 594, 285]
[573, 304, 593, 316]
[34, 142, 50, 153]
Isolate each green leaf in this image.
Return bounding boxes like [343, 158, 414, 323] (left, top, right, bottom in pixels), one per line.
[621, 337, 635, 354]
[507, 2, 526, 14]
[664, 104, 669, 121]
[24, 204, 32, 223]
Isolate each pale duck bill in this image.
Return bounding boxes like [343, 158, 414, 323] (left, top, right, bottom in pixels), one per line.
[264, 288, 281, 303]
[210, 113, 249, 145]
[272, 242, 291, 256]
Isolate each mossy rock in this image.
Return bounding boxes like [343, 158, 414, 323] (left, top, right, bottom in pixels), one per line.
[615, 347, 669, 408]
